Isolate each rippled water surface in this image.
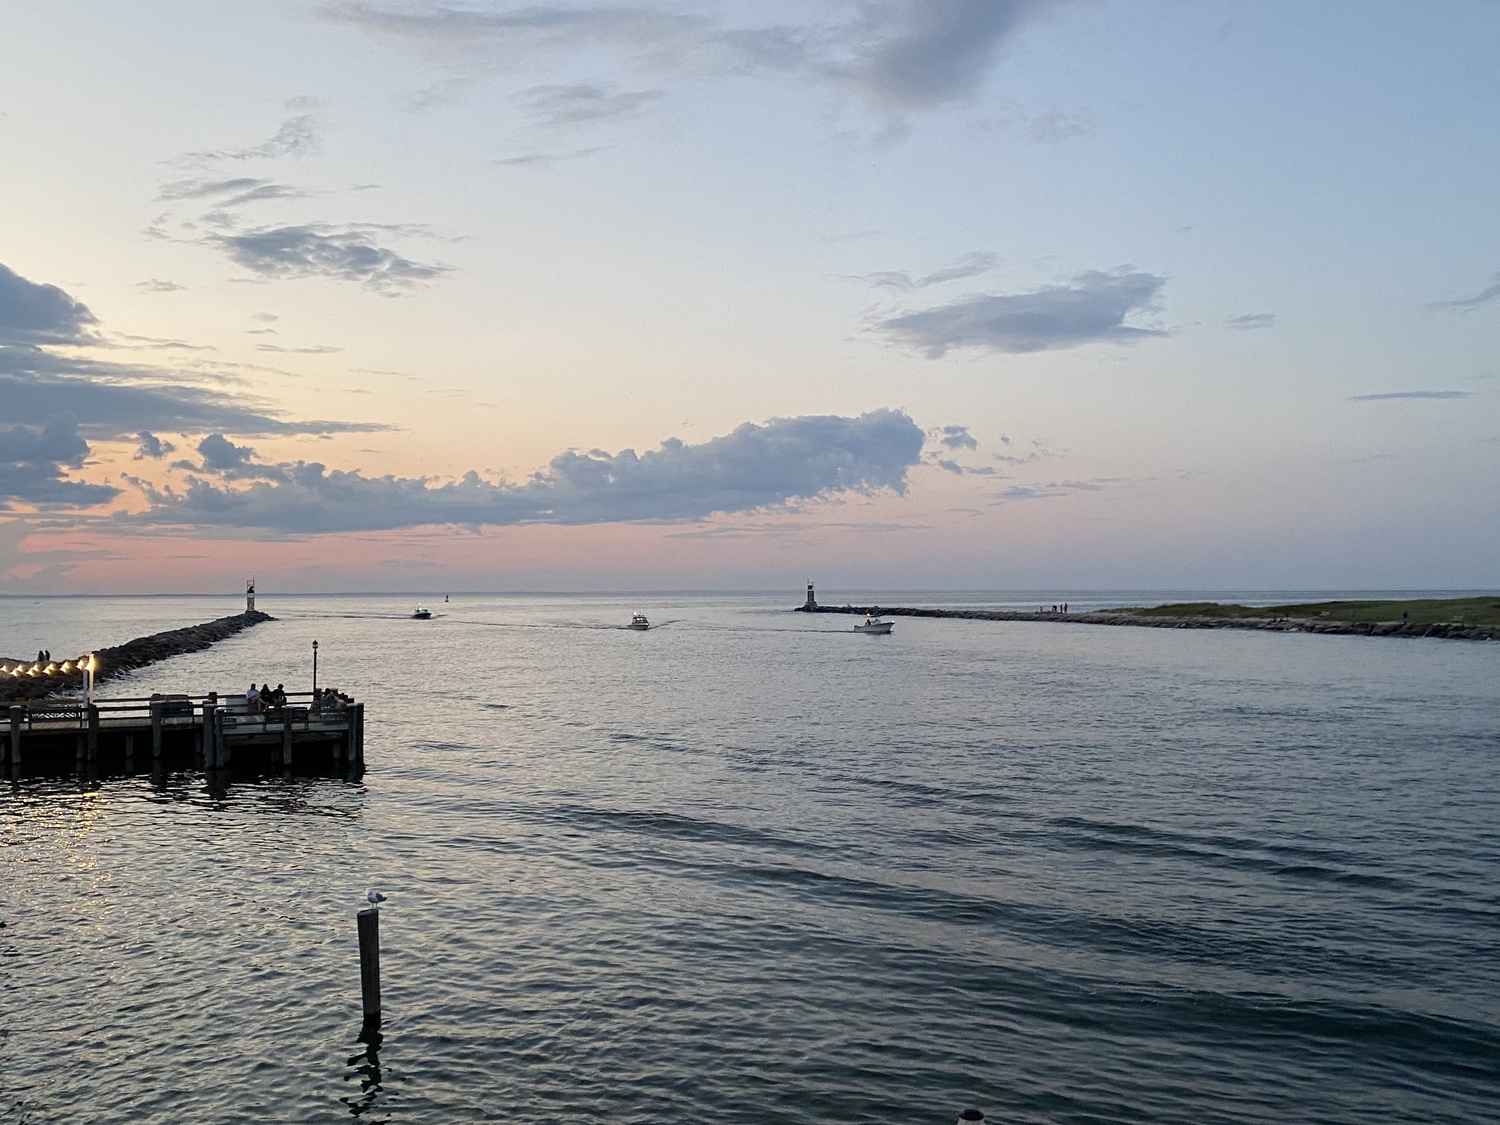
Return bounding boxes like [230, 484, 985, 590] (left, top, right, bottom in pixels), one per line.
[3, 593, 1498, 1124]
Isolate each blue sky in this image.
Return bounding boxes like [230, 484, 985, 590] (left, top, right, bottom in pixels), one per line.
[1, 0, 1496, 592]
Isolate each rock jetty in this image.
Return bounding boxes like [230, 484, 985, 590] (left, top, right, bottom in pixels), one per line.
[795, 603, 1498, 641]
[0, 611, 273, 703]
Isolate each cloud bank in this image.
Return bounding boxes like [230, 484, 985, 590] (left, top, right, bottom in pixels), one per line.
[0, 261, 388, 508]
[209, 225, 451, 294]
[936, 424, 978, 450]
[322, 0, 1042, 120]
[1348, 390, 1471, 402]
[133, 409, 926, 533]
[0, 264, 99, 345]
[0, 415, 120, 508]
[518, 83, 665, 125]
[875, 268, 1165, 358]
[0, 346, 386, 441]
[864, 251, 999, 292]
[1427, 271, 1500, 313]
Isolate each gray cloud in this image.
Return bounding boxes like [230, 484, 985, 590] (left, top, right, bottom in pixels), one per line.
[0, 349, 387, 441]
[494, 146, 611, 167]
[936, 424, 977, 450]
[1024, 108, 1090, 143]
[0, 262, 386, 514]
[137, 279, 186, 293]
[160, 113, 447, 298]
[323, 0, 1040, 119]
[0, 415, 120, 508]
[994, 478, 1110, 502]
[0, 263, 99, 345]
[936, 458, 963, 474]
[197, 433, 257, 472]
[1426, 271, 1500, 313]
[865, 250, 998, 292]
[159, 177, 308, 207]
[131, 409, 925, 533]
[1226, 311, 1276, 330]
[209, 225, 450, 294]
[875, 268, 1166, 358]
[836, 0, 1033, 114]
[993, 441, 1050, 466]
[1348, 390, 1472, 402]
[134, 431, 176, 460]
[519, 83, 665, 124]
[185, 114, 322, 163]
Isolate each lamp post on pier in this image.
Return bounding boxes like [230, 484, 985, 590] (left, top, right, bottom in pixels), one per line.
[312, 639, 319, 700]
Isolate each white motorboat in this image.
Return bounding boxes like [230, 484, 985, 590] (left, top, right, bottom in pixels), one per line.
[854, 615, 893, 635]
[628, 613, 651, 630]
[412, 605, 432, 619]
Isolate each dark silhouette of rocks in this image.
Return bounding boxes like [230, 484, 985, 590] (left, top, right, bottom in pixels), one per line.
[794, 603, 1498, 641]
[1, 611, 273, 703]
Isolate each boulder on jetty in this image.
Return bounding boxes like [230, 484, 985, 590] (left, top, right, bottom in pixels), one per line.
[0, 611, 273, 703]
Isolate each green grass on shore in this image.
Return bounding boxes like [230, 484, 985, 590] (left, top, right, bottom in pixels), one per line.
[1117, 596, 1500, 626]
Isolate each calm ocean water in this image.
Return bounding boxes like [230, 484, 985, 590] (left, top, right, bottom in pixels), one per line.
[2, 592, 1497, 1124]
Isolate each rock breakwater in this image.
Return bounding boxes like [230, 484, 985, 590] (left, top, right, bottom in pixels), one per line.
[796, 604, 1499, 641]
[1, 611, 274, 703]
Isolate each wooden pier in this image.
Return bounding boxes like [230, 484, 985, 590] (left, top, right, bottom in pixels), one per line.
[6, 691, 365, 782]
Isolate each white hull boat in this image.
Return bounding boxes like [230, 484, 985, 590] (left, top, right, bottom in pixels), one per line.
[628, 613, 651, 630]
[854, 616, 893, 634]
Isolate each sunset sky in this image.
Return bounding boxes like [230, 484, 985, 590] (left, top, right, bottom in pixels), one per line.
[2, 0, 1497, 594]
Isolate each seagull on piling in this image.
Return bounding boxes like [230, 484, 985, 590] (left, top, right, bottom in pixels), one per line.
[366, 890, 387, 905]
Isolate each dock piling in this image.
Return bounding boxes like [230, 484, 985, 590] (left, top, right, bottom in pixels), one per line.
[86, 704, 99, 766]
[358, 907, 382, 1026]
[215, 707, 229, 771]
[350, 702, 366, 778]
[150, 699, 163, 764]
[8, 706, 20, 776]
[202, 700, 218, 770]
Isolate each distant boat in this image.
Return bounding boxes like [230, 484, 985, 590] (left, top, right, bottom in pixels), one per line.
[412, 605, 432, 619]
[628, 613, 651, 630]
[854, 615, 893, 635]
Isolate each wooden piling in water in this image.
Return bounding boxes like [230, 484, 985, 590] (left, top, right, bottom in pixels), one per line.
[86, 704, 99, 766]
[357, 907, 382, 1024]
[150, 699, 163, 764]
[124, 732, 135, 773]
[202, 701, 217, 770]
[9, 706, 21, 772]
